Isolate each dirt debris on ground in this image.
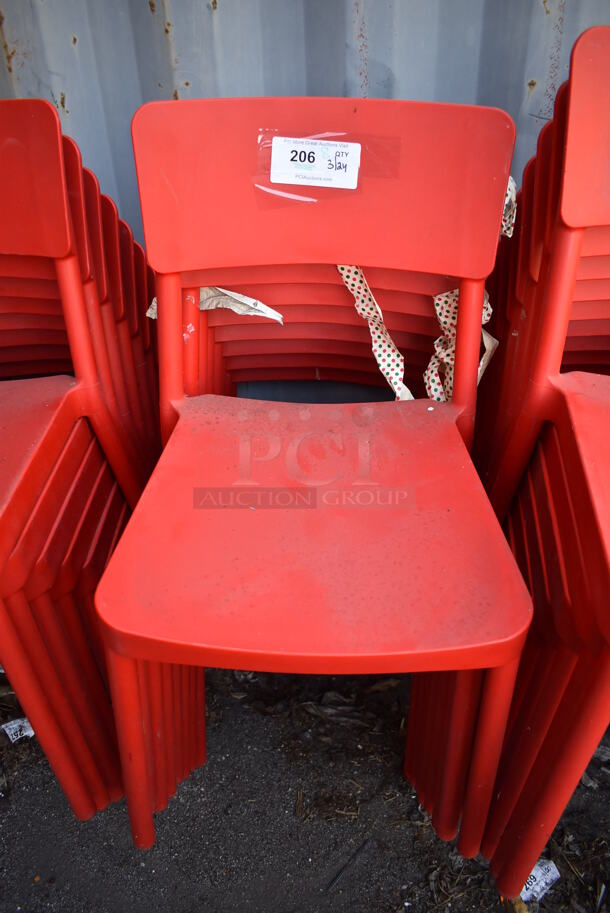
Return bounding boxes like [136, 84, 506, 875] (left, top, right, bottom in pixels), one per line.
[0, 669, 608, 913]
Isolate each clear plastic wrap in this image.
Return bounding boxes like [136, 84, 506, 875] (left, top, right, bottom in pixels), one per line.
[254, 128, 401, 206]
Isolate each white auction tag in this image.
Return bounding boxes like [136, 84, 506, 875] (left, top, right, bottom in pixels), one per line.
[270, 137, 361, 190]
[521, 859, 560, 902]
[1, 718, 34, 743]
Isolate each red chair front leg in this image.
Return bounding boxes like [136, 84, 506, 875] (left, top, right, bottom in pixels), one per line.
[458, 657, 520, 857]
[105, 648, 156, 848]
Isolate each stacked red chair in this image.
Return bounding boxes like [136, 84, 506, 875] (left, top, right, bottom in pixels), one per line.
[483, 375, 610, 898]
[95, 96, 531, 850]
[0, 99, 158, 818]
[187, 268, 456, 398]
[472, 27, 610, 897]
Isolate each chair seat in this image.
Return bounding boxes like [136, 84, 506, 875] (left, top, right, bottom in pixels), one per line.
[97, 396, 531, 673]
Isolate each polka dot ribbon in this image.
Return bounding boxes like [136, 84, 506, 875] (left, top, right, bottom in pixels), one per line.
[502, 176, 518, 239]
[337, 265, 414, 401]
[423, 175, 515, 401]
[423, 289, 498, 402]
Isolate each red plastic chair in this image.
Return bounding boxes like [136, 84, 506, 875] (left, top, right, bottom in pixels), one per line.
[2, 414, 124, 808]
[0, 99, 144, 497]
[0, 99, 150, 817]
[476, 32, 610, 513]
[0, 103, 152, 487]
[470, 27, 610, 896]
[483, 376, 610, 898]
[0, 382, 127, 817]
[96, 96, 531, 851]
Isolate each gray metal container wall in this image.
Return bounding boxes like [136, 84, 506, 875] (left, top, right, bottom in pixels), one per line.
[1, 0, 609, 241]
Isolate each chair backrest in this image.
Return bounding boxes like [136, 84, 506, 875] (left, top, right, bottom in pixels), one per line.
[514, 28, 610, 384]
[0, 102, 75, 379]
[0, 100, 72, 259]
[562, 27, 610, 230]
[132, 97, 514, 440]
[133, 97, 513, 279]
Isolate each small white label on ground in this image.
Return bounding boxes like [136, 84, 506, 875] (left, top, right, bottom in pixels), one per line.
[1, 718, 34, 743]
[521, 859, 560, 902]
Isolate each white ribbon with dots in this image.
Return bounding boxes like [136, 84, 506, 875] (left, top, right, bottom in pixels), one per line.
[423, 176, 516, 402]
[423, 289, 498, 402]
[502, 176, 517, 238]
[337, 265, 414, 401]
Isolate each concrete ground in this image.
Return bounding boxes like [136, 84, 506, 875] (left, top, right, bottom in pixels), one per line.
[0, 670, 608, 913]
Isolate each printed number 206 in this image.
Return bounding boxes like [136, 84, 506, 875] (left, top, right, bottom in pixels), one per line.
[290, 150, 315, 163]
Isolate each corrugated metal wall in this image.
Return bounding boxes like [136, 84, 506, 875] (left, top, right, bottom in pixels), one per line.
[2, 0, 609, 242]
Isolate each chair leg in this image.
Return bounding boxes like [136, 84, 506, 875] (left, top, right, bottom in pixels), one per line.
[145, 661, 167, 811]
[182, 666, 194, 779]
[403, 673, 422, 783]
[433, 669, 482, 840]
[33, 592, 120, 803]
[188, 667, 195, 772]
[105, 648, 155, 848]
[504, 633, 541, 740]
[136, 659, 157, 812]
[182, 288, 200, 397]
[457, 657, 520, 858]
[416, 674, 433, 810]
[59, 593, 119, 753]
[0, 598, 96, 819]
[161, 662, 177, 798]
[172, 664, 185, 782]
[195, 667, 207, 766]
[213, 342, 225, 396]
[419, 673, 436, 813]
[7, 591, 109, 810]
[481, 645, 577, 859]
[192, 668, 201, 768]
[206, 331, 215, 393]
[424, 672, 447, 816]
[493, 649, 610, 899]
